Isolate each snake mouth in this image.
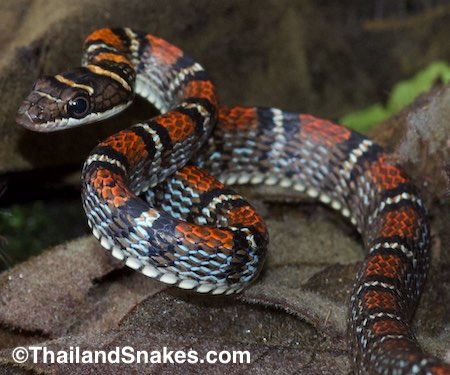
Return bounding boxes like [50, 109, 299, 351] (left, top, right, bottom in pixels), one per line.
[17, 99, 133, 132]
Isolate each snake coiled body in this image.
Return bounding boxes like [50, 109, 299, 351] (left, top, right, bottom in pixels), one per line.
[16, 28, 450, 374]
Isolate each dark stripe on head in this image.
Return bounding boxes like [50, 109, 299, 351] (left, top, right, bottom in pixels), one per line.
[34, 75, 80, 97]
[96, 56, 135, 77]
[58, 67, 99, 87]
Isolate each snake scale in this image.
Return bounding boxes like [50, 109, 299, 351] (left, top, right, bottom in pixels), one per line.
[16, 28, 450, 374]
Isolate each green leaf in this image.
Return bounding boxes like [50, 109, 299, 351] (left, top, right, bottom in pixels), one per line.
[339, 104, 390, 133]
[341, 61, 450, 132]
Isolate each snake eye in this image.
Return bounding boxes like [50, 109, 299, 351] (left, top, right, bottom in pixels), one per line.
[67, 96, 90, 118]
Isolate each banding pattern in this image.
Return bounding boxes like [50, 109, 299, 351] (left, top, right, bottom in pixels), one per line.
[16, 28, 450, 374]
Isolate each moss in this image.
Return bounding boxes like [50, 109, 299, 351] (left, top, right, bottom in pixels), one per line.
[0, 199, 86, 270]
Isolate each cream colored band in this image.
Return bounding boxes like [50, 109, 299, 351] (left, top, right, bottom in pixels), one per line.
[86, 64, 132, 92]
[55, 74, 94, 95]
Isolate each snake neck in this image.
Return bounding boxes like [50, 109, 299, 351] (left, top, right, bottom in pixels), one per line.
[81, 28, 219, 194]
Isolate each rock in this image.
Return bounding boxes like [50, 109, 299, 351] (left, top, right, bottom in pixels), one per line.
[371, 85, 450, 202]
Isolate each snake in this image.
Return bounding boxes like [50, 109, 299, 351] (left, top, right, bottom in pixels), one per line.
[16, 28, 450, 374]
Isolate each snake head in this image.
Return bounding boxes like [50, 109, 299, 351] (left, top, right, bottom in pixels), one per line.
[16, 67, 134, 132]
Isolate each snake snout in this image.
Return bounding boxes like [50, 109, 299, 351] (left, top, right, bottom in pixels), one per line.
[16, 100, 36, 129]
[16, 97, 48, 131]
[16, 84, 64, 132]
